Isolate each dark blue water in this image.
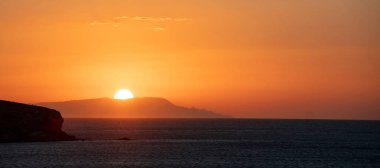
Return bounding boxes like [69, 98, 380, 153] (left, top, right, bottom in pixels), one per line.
[1, 119, 379, 168]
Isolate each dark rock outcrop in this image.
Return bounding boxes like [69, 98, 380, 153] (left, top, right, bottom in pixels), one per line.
[116, 137, 131, 141]
[0, 100, 76, 142]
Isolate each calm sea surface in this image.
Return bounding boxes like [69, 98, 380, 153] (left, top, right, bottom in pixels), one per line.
[1, 119, 380, 168]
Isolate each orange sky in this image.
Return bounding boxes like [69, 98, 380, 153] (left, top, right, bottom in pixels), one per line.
[1, 0, 379, 119]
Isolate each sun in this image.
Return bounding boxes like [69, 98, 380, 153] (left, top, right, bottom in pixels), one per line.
[113, 89, 134, 100]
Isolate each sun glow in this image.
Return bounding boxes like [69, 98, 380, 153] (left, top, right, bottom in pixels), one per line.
[113, 89, 134, 100]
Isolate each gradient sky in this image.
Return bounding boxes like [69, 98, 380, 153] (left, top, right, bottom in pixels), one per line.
[1, 0, 379, 119]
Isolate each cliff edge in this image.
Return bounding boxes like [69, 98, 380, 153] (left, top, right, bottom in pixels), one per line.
[0, 100, 76, 142]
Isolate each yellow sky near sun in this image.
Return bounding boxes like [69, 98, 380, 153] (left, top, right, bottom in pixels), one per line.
[0, 0, 379, 119]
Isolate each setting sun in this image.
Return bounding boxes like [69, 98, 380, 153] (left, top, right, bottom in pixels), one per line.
[113, 89, 134, 100]
[0, 1, 379, 167]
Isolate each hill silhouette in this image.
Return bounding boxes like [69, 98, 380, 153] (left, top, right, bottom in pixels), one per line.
[38, 97, 225, 118]
[0, 100, 76, 142]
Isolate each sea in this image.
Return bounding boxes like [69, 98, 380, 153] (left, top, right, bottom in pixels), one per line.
[1, 119, 379, 168]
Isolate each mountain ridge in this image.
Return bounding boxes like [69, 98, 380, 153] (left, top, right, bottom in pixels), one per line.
[38, 97, 226, 118]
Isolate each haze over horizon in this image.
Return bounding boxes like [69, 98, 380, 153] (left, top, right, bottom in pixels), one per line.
[1, 0, 379, 120]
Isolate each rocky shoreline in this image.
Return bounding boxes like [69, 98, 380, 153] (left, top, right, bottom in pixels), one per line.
[0, 100, 76, 143]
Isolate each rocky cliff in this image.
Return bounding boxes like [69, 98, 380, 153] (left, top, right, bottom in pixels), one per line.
[0, 100, 76, 142]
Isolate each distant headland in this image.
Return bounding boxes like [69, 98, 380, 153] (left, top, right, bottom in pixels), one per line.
[38, 97, 226, 118]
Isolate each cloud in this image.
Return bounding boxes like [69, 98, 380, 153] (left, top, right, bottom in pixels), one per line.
[90, 21, 120, 28]
[112, 16, 188, 22]
[132, 17, 173, 22]
[153, 27, 166, 31]
[113, 23, 121, 27]
[113, 16, 129, 20]
[90, 16, 188, 29]
[174, 18, 189, 22]
[89, 21, 112, 25]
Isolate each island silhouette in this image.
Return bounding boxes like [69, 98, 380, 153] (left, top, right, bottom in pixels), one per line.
[38, 97, 226, 118]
